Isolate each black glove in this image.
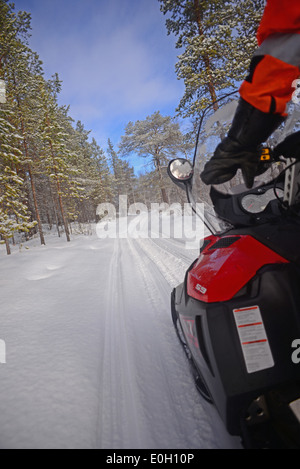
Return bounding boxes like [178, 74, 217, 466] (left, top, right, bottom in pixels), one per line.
[200, 137, 269, 189]
[200, 99, 285, 188]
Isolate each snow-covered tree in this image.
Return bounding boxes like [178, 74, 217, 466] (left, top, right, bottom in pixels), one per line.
[107, 139, 136, 207]
[1, 0, 169, 249]
[0, 106, 36, 254]
[159, 0, 264, 118]
[38, 80, 85, 242]
[0, 0, 38, 253]
[0, 0, 31, 70]
[4, 43, 46, 245]
[69, 123, 113, 221]
[89, 138, 113, 204]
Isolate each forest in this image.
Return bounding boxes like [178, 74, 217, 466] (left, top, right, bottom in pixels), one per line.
[0, 0, 265, 254]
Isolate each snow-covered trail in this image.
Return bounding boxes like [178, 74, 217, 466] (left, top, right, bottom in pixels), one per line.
[0, 233, 241, 449]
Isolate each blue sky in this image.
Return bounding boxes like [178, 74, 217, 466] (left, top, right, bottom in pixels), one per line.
[13, 0, 186, 171]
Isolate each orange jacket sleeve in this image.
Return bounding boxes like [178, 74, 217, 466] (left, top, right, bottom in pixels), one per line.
[257, 0, 300, 45]
[239, 0, 300, 116]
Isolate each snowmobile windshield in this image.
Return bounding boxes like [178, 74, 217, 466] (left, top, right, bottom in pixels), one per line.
[190, 99, 239, 235]
[190, 97, 300, 234]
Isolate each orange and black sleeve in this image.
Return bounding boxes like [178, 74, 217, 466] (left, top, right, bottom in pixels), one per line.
[239, 0, 300, 116]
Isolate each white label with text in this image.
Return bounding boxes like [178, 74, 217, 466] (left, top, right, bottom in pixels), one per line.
[233, 306, 274, 373]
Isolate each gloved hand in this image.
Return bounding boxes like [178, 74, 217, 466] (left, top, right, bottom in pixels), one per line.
[200, 99, 285, 188]
[201, 137, 267, 189]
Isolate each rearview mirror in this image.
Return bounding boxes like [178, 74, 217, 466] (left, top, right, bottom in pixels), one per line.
[167, 158, 193, 190]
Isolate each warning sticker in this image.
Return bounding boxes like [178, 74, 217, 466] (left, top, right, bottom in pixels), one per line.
[233, 305, 274, 374]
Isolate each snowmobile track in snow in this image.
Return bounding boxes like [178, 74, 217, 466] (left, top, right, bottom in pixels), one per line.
[149, 237, 200, 267]
[95, 237, 239, 449]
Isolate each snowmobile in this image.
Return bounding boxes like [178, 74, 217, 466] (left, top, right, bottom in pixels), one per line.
[168, 117, 300, 449]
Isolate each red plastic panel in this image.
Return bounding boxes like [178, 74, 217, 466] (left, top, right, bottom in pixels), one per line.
[187, 235, 289, 303]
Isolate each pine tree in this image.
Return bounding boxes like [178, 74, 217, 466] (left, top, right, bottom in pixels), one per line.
[38, 80, 84, 242]
[119, 111, 193, 204]
[0, 0, 38, 253]
[0, 0, 31, 72]
[159, 0, 264, 118]
[70, 123, 113, 221]
[4, 43, 46, 245]
[89, 137, 113, 205]
[107, 139, 136, 207]
[0, 0, 119, 246]
[0, 105, 36, 254]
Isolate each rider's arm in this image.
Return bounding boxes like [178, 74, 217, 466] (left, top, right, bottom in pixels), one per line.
[240, 0, 300, 116]
[200, 0, 300, 188]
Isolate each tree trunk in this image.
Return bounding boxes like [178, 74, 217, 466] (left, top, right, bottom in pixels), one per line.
[156, 159, 169, 204]
[193, 0, 219, 112]
[14, 84, 46, 246]
[46, 211, 52, 231]
[27, 163, 46, 246]
[5, 238, 11, 255]
[56, 178, 71, 242]
[48, 140, 71, 242]
[49, 180, 61, 237]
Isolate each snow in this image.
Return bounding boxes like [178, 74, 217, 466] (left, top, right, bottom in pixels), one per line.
[0, 224, 241, 449]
